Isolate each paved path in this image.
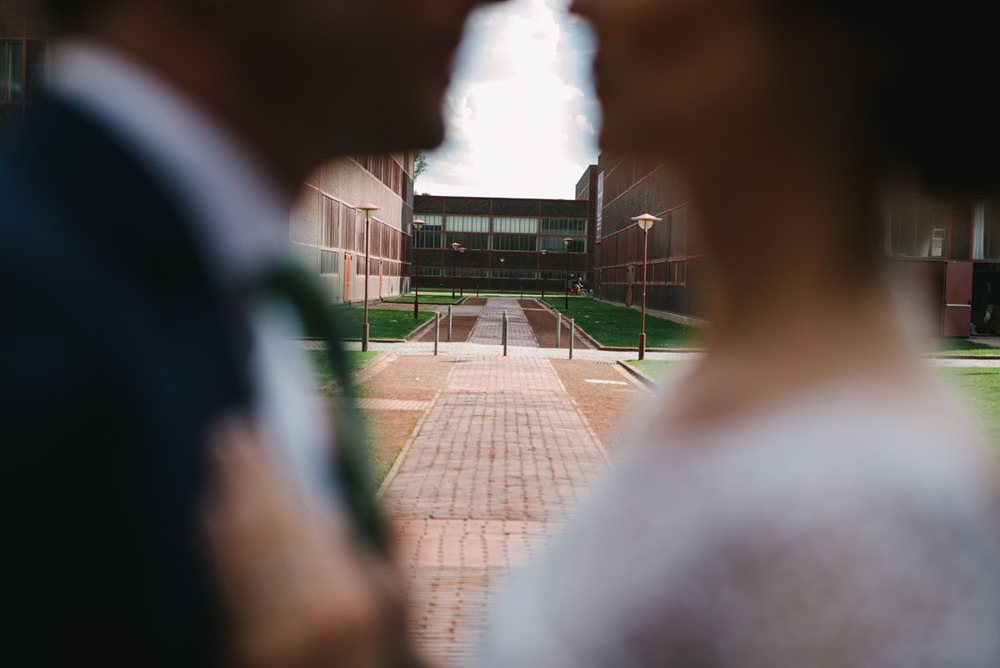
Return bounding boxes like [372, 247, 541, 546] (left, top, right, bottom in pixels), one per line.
[467, 298, 538, 347]
[378, 356, 610, 666]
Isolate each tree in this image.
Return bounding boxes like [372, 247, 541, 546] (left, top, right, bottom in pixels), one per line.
[414, 151, 429, 180]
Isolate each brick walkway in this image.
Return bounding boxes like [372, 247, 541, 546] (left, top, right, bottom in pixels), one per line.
[379, 356, 610, 666]
[467, 298, 538, 347]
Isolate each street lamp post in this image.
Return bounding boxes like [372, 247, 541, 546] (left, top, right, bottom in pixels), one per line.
[632, 213, 662, 361]
[499, 257, 506, 294]
[450, 242, 462, 299]
[358, 203, 380, 352]
[459, 247, 466, 296]
[410, 219, 425, 320]
[538, 249, 548, 298]
[563, 237, 572, 310]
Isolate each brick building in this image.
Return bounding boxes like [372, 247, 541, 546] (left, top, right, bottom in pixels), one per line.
[413, 191, 594, 295]
[289, 154, 415, 305]
[591, 153, 1000, 337]
[591, 155, 710, 320]
[1, 0, 414, 307]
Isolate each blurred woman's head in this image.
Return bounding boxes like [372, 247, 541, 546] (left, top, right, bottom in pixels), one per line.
[572, 0, 998, 196]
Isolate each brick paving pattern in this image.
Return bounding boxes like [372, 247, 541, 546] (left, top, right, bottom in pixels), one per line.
[380, 356, 609, 666]
[467, 298, 538, 348]
[357, 398, 433, 411]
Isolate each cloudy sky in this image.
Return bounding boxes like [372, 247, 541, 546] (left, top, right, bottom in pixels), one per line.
[416, 0, 601, 200]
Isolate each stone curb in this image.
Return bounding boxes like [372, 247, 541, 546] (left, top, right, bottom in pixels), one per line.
[616, 361, 659, 389]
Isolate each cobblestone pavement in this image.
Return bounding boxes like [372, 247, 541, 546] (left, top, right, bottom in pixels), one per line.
[467, 298, 538, 347]
[378, 356, 611, 666]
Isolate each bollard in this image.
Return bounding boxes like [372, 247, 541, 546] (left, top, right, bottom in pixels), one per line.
[569, 319, 576, 360]
[556, 312, 562, 349]
[502, 310, 509, 357]
[434, 312, 440, 356]
[448, 305, 453, 342]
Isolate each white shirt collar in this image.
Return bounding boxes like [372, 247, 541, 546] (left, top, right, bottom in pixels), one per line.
[49, 41, 292, 289]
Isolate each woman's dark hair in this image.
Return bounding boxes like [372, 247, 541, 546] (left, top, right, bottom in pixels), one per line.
[782, 0, 999, 194]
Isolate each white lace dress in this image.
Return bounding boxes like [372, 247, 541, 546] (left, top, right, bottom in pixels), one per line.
[480, 376, 1000, 667]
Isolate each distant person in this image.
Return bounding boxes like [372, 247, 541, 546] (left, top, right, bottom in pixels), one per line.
[0, 0, 502, 666]
[479, 0, 1000, 666]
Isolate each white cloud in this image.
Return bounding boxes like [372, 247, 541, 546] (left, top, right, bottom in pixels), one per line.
[416, 0, 600, 200]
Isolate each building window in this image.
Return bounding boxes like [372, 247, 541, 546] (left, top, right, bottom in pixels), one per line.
[1, 41, 24, 102]
[541, 218, 587, 235]
[493, 217, 539, 234]
[884, 198, 947, 258]
[351, 154, 408, 200]
[973, 200, 1000, 261]
[444, 232, 488, 250]
[540, 235, 586, 253]
[445, 215, 489, 233]
[492, 234, 537, 252]
[320, 250, 341, 275]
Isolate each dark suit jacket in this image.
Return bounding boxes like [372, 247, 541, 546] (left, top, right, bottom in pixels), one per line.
[0, 98, 255, 667]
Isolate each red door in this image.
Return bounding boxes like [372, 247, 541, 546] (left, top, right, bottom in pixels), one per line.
[944, 260, 973, 337]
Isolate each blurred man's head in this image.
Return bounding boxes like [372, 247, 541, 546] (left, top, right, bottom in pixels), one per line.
[42, 0, 503, 186]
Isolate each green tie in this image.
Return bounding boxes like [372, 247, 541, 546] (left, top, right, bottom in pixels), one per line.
[258, 261, 386, 554]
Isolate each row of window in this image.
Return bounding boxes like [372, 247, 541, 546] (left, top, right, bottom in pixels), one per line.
[884, 199, 948, 259]
[601, 261, 688, 286]
[1, 39, 46, 104]
[416, 232, 586, 253]
[319, 249, 407, 278]
[414, 214, 588, 236]
[601, 207, 689, 268]
[350, 154, 409, 201]
[417, 267, 580, 280]
[319, 197, 408, 261]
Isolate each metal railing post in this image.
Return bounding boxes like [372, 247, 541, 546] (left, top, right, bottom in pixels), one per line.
[569, 319, 576, 359]
[434, 312, 440, 356]
[502, 310, 509, 357]
[556, 312, 562, 349]
[448, 305, 453, 342]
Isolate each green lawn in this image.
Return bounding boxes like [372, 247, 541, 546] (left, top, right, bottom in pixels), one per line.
[543, 297, 702, 349]
[942, 368, 1000, 454]
[329, 308, 435, 341]
[383, 294, 466, 306]
[627, 360, 684, 379]
[307, 351, 381, 387]
[930, 339, 1000, 356]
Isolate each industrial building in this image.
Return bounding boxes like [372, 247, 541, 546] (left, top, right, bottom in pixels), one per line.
[413, 191, 594, 296]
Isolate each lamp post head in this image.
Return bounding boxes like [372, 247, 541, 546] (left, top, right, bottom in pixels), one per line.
[540, 249, 548, 256]
[451, 242, 461, 251]
[411, 219, 426, 232]
[358, 203, 380, 219]
[499, 258, 505, 263]
[459, 248, 466, 254]
[632, 213, 661, 231]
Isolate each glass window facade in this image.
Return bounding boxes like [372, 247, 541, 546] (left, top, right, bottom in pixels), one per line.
[445, 215, 489, 233]
[540, 235, 586, 253]
[492, 234, 537, 252]
[541, 218, 587, 235]
[493, 217, 539, 234]
[885, 199, 947, 258]
[445, 232, 489, 250]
